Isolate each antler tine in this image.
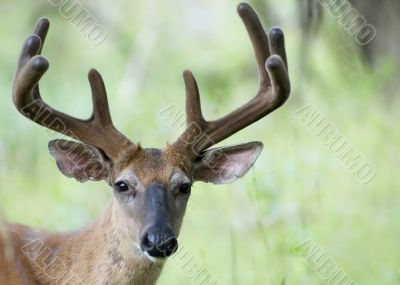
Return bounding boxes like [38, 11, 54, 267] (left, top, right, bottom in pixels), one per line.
[13, 18, 133, 160]
[173, 3, 290, 160]
[237, 2, 271, 86]
[183, 70, 205, 127]
[88, 69, 113, 127]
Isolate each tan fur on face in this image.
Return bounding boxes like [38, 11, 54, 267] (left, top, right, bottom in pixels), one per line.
[111, 145, 191, 187]
[111, 146, 192, 240]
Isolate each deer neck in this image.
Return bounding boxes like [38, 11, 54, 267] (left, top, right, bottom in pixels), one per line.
[26, 199, 165, 285]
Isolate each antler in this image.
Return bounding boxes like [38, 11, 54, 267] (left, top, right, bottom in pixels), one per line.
[12, 18, 133, 160]
[172, 3, 291, 160]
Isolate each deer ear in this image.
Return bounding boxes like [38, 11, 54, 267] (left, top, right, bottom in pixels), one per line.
[48, 139, 112, 182]
[191, 142, 263, 184]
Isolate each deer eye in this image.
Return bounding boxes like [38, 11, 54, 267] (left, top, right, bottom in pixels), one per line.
[179, 183, 191, 194]
[115, 181, 129, 192]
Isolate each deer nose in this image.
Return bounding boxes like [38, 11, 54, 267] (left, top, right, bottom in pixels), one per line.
[140, 229, 178, 258]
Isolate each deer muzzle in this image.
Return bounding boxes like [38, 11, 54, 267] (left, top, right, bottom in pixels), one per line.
[139, 183, 178, 258]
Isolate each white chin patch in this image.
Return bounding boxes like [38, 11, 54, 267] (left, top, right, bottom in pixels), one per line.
[134, 244, 164, 263]
[144, 251, 157, 263]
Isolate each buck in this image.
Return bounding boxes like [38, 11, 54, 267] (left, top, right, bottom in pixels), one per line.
[0, 3, 290, 285]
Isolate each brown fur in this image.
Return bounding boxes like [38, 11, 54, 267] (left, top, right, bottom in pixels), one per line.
[0, 200, 165, 285]
[0, 147, 192, 285]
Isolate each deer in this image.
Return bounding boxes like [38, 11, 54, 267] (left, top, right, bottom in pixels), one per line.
[0, 3, 290, 285]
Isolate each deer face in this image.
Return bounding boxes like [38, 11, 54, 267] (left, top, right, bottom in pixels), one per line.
[13, 4, 289, 260]
[48, 140, 263, 258]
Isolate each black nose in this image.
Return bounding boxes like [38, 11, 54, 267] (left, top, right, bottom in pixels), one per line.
[140, 229, 178, 258]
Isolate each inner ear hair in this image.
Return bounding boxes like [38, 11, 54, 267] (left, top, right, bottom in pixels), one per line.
[48, 139, 113, 182]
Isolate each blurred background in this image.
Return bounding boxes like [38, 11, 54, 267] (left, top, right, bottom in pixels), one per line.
[0, 0, 399, 284]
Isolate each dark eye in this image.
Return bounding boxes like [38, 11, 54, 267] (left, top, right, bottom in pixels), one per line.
[115, 181, 129, 192]
[179, 183, 191, 194]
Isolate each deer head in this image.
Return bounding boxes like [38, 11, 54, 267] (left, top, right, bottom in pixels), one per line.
[12, 3, 290, 259]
